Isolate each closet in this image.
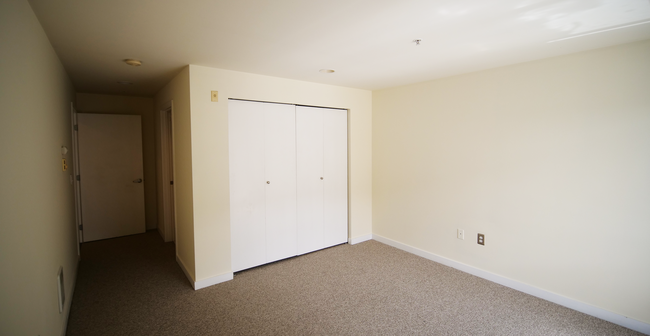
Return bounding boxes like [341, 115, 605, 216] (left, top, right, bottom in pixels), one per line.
[229, 100, 348, 272]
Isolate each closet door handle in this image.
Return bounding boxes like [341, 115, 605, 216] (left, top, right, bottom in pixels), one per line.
[320, 177, 323, 180]
[266, 181, 270, 184]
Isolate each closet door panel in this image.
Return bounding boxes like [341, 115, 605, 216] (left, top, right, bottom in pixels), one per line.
[229, 100, 266, 272]
[323, 109, 348, 247]
[296, 107, 324, 255]
[264, 104, 298, 263]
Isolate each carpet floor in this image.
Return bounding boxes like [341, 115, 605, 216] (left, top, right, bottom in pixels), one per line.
[66, 231, 641, 335]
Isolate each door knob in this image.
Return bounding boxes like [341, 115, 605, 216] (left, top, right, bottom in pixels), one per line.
[133, 178, 143, 183]
[320, 177, 323, 180]
[266, 181, 270, 184]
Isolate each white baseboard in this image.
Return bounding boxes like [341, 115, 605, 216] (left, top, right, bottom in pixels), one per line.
[371, 234, 650, 335]
[195, 272, 234, 290]
[349, 234, 373, 245]
[176, 255, 233, 290]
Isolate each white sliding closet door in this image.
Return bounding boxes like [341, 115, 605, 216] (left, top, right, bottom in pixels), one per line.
[229, 101, 267, 272]
[264, 105, 297, 262]
[229, 100, 297, 272]
[323, 109, 348, 246]
[296, 106, 348, 254]
[230, 100, 346, 273]
[296, 107, 324, 255]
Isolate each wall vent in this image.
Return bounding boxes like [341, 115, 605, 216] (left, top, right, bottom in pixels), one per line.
[57, 267, 65, 313]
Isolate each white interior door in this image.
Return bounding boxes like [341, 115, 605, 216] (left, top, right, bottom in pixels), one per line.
[323, 108, 348, 246]
[167, 111, 176, 242]
[229, 100, 267, 272]
[77, 113, 146, 242]
[263, 104, 297, 263]
[160, 108, 176, 242]
[296, 107, 324, 255]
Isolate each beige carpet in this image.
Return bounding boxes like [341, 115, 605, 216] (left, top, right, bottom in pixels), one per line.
[66, 231, 641, 335]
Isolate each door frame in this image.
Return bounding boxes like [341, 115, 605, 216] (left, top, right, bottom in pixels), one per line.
[70, 103, 83, 248]
[159, 101, 177, 242]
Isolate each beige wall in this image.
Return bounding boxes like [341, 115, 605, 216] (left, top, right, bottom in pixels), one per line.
[0, 0, 78, 335]
[154, 67, 195, 279]
[76, 93, 158, 230]
[373, 40, 650, 324]
[189, 65, 373, 281]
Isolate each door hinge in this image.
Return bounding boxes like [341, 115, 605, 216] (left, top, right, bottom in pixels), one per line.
[78, 224, 83, 230]
[170, 181, 174, 185]
[76, 175, 80, 181]
[73, 125, 78, 131]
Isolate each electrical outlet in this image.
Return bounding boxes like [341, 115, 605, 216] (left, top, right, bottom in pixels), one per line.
[477, 233, 485, 245]
[457, 229, 464, 240]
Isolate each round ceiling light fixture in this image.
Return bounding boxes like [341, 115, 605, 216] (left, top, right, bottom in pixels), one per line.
[124, 59, 142, 66]
[319, 69, 335, 73]
[117, 80, 134, 85]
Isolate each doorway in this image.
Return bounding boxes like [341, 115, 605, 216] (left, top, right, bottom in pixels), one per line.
[159, 105, 176, 242]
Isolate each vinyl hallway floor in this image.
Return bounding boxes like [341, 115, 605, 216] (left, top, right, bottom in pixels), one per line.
[65, 230, 642, 335]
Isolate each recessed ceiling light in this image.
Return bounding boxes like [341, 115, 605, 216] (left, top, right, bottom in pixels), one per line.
[117, 81, 133, 85]
[123, 59, 142, 66]
[319, 69, 335, 73]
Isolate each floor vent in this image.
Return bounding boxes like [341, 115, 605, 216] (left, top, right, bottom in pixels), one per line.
[57, 267, 65, 313]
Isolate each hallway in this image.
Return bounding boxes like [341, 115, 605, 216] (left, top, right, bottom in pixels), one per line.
[66, 231, 188, 335]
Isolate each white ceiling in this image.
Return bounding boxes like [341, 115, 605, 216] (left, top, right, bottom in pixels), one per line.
[29, 0, 650, 96]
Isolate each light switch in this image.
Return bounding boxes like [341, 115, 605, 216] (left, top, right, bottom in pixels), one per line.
[211, 91, 218, 102]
